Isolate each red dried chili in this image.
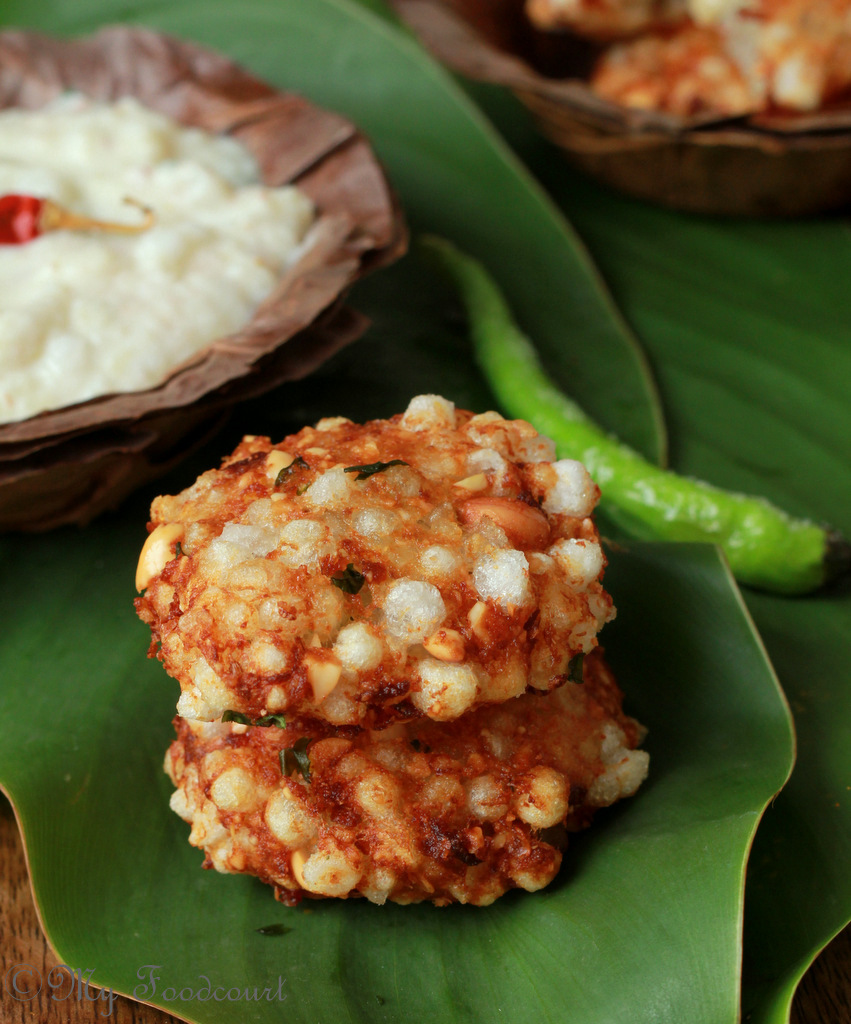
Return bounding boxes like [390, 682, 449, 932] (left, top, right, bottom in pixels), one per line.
[0, 193, 153, 244]
[0, 194, 42, 244]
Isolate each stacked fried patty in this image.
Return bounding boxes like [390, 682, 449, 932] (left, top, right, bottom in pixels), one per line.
[136, 395, 648, 905]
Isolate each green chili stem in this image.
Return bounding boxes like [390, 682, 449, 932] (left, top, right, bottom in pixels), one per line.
[424, 235, 848, 595]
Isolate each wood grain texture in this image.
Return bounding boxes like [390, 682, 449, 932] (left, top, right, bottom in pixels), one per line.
[1, 795, 848, 1023]
[790, 924, 851, 1024]
[0, 797, 183, 1024]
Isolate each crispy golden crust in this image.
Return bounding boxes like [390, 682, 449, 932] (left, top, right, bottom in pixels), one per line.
[136, 396, 614, 727]
[591, 24, 755, 116]
[588, 0, 851, 116]
[165, 649, 648, 906]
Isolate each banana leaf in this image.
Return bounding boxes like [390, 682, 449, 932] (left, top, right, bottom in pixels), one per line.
[0, 251, 794, 1024]
[0, 0, 808, 1021]
[461, 90, 851, 1024]
[548, 172, 851, 1024]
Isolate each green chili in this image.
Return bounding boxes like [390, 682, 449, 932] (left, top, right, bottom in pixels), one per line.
[423, 235, 849, 595]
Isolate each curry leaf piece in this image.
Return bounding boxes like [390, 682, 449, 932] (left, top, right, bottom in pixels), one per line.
[222, 710, 287, 728]
[567, 653, 585, 685]
[275, 455, 309, 487]
[222, 711, 288, 728]
[255, 714, 288, 729]
[343, 460, 408, 480]
[330, 564, 366, 595]
[221, 710, 253, 726]
[280, 738, 312, 783]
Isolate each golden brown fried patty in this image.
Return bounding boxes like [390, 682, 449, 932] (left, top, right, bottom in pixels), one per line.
[136, 396, 614, 727]
[165, 649, 648, 906]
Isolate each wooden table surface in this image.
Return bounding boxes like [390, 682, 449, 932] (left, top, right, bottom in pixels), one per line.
[1, 795, 848, 1023]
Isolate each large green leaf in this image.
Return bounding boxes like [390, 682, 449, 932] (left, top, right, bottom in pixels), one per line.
[553, 179, 851, 1024]
[0, 2, 802, 1022]
[465, 98, 851, 1023]
[0, 256, 794, 1019]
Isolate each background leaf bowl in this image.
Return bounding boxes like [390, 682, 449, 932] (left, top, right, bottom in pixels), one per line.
[0, 1, 849, 1023]
[392, 0, 851, 217]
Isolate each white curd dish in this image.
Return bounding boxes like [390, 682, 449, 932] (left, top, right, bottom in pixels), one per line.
[0, 26, 405, 531]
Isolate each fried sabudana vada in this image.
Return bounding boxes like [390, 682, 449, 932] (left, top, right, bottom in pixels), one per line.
[165, 648, 648, 906]
[136, 395, 615, 728]
[140, 395, 648, 905]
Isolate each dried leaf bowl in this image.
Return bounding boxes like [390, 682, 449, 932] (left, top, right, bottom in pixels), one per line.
[393, 0, 851, 217]
[0, 25, 406, 531]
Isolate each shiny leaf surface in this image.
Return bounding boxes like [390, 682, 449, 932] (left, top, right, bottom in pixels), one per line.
[476, 103, 851, 1023]
[0, 2, 815, 1023]
[0, 502, 793, 1023]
